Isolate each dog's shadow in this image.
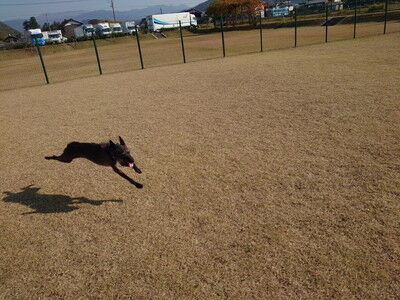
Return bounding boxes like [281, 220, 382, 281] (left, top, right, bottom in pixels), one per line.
[2, 185, 122, 215]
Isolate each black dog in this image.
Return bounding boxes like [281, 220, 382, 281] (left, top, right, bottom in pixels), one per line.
[45, 136, 143, 189]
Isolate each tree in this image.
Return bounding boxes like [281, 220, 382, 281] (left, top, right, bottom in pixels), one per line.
[206, 0, 265, 26]
[22, 17, 40, 30]
[22, 20, 30, 31]
[50, 21, 62, 30]
[30, 17, 40, 29]
[41, 21, 61, 32]
[42, 22, 51, 31]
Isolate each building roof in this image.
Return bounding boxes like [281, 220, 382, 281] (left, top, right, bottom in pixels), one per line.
[63, 19, 83, 27]
[3, 34, 19, 43]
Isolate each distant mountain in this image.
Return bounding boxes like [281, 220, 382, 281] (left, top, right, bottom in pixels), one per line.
[4, 4, 188, 32]
[191, 0, 214, 12]
[1, 20, 24, 33]
[0, 21, 20, 39]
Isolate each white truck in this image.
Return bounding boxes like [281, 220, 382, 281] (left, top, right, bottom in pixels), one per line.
[146, 12, 197, 32]
[24, 28, 46, 46]
[42, 30, 67, 44]
[109, 22, 123, 34]
[74, 24, 95, 38]
[121, 21, 136, 34]
[94, 23, 112, 36]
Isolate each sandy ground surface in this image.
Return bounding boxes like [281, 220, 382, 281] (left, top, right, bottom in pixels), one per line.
[0, 20, 399, 91]
[0, 33, 399, 299]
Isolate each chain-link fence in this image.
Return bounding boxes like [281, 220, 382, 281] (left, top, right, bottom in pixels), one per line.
[0, 0, 398, 91]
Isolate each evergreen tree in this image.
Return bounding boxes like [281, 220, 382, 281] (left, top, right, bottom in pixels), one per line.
[50, 21, 62, 30]
[22, 17, 41, 30]
[29, 17, 40, 29]
[42, 22, 51, 31]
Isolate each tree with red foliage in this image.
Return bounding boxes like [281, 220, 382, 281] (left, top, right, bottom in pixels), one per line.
[206, 0, 265, 26]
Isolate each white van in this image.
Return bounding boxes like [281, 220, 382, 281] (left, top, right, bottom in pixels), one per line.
[74, 24, 95, 38]
[94, 23, 112, 36]
[121, 21, 136, 34]
[109, 23, 123, 34]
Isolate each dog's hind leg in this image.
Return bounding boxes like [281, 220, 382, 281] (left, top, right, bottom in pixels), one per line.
[45, 148, 74, 163]
[45, 154, 73, 163]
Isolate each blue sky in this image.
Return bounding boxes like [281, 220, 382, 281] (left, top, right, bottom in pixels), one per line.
[0, 0, 201, 20]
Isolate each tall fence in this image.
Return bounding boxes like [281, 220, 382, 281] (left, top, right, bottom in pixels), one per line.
[0, 0, 399, 90]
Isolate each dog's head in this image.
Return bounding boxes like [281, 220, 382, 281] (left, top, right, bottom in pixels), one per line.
[109, 136, 142, 174]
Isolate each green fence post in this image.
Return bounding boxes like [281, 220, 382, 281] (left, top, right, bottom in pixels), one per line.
[325, 2, 328, 43]
[294, 7, 297, 47]
[259, 13, 263, 52]
[220, 16, 226, 57]
[383, 0, 389, 34]
[135, 25, 144, 69]
[353, 0, 357, 39]
[35, 44, 49, 84]
[179, 21, 187, 63]
[92, 35, 102, 75]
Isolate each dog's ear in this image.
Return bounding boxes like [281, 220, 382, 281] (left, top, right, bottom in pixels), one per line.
[119, 136, 126, 146]
[109, 140, 116, 149]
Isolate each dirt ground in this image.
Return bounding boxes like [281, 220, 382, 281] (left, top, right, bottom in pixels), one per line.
[0, 33, 399, 299]
[0, 20, 399, 91]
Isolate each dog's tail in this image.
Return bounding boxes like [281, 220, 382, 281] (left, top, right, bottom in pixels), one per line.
[45, 155, 58, 160]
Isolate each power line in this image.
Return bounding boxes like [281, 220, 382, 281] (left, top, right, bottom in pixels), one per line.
[0, 0, 96, 6]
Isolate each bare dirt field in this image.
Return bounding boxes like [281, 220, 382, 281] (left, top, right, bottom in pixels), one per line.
[0, 19, 399, 91]
[1, 33, 399, 299]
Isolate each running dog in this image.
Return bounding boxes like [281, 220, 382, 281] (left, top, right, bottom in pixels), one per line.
[45, 136, 143, 189]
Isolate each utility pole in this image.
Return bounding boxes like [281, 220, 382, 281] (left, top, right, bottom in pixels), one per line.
[110, 0, 116, 21]
[44, 13, 49, 30]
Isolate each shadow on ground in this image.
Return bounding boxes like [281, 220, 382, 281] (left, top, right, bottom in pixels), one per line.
[2, 185, 122, 215]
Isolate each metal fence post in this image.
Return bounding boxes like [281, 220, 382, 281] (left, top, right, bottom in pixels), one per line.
[179, 21, 186, 63]
[294, 7, 297, 47]
[35, 44, 49, 84]
[325, 2, 328, 43]
[92, 35, 103, 75]
[220, 16, 226, 57]
[383, 0, 389, 34]
[353, 0, 357, 39]
[259, 13, 263, 52]
[135, 25, 144, 69]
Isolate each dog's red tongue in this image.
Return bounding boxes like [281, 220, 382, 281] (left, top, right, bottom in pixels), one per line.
[129, 163, 135, 168]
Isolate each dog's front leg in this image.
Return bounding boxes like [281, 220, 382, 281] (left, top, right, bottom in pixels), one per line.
[112, 166, 143, 189]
